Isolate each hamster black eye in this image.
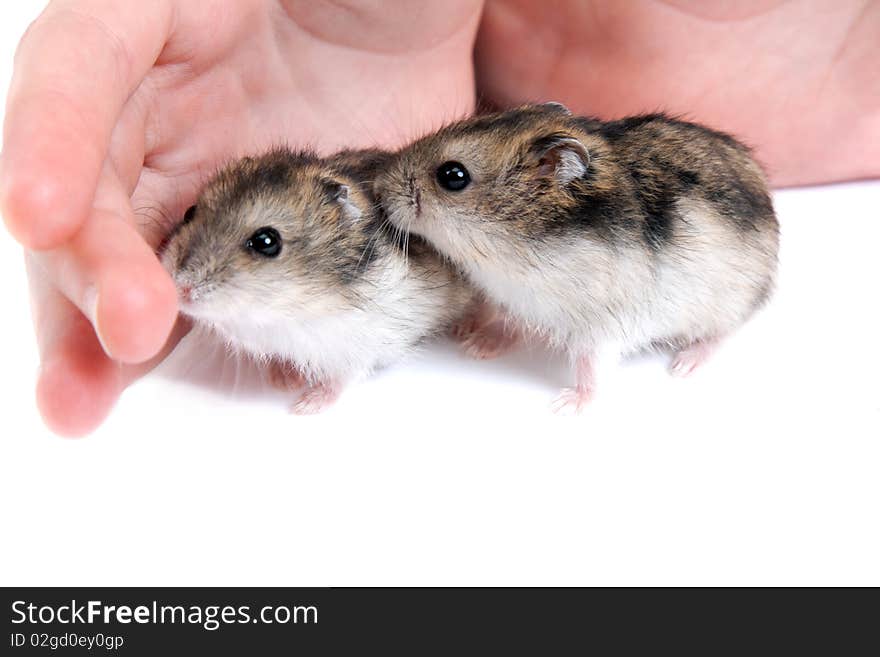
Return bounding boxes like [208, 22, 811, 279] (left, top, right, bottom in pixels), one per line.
[182, 205, 197, 224]
[436, 161, 470, 191]
[245, 227, 282, 258]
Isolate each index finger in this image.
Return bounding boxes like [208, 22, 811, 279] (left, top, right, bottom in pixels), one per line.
[0, 0, 174, 249]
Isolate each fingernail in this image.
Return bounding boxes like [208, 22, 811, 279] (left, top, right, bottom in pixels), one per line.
[82, 285, 111, 356]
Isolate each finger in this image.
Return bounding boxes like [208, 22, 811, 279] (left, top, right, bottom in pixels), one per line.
[29, 255, 191, 437]
[0, 0, 174, 249]
[32, 166, 178, 364]
[28, 255, 123, 437]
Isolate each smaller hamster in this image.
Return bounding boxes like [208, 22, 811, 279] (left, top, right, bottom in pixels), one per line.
[376, 103, 779, 412]
[161, 148, 474, 413]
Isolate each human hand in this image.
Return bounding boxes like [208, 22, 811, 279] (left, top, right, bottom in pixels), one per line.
[475, 0, 880, 186]
[1, 0, 482, 435]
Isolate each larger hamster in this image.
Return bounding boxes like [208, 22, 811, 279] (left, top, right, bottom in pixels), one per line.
[161, 148, 474, 413]
[376, 103, 779, 412]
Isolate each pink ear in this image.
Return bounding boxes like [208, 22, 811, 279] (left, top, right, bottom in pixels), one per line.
[537, 101, 572, 115]
[533, 134, 590, 184]
[323, 180, 363, 222]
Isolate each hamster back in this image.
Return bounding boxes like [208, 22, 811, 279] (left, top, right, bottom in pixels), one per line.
[376, 104, 779, 412]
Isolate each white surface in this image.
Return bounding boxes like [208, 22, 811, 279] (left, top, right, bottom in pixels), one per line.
[0, 1, 878, 586]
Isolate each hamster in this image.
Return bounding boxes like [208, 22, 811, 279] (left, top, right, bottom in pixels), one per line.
[376, 103, 779, 412]
[161, 148, 474, 414]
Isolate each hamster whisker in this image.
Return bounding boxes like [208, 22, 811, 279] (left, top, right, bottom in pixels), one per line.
[133, 203, 177, 247]
[357, 216, 395, 271]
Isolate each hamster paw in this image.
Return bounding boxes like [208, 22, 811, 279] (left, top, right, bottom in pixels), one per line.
[462, 324, 519, 360]
[551, 353, 596, 414]
[448, 316, 479, 341]
[669, 339, 718, 377]
[291, 383, 341, 415]
[268, 361, 307, 391]
[551, 387, 593, 415]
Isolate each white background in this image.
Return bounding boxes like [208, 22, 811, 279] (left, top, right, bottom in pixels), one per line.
[1, 1, 878, 586]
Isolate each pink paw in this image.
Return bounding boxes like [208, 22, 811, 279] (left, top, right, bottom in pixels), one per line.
[550, 387, 593, 415]
[449, 316, 479, 341]
[291, 384, 340, 415]
[268, 361, 307, 391]
[462, 325, 518, 360]
[669, 339, 717, 377]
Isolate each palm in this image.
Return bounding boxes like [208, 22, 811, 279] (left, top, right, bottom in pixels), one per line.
[476, 0, 880, 186]
[123, 1, 477, 246]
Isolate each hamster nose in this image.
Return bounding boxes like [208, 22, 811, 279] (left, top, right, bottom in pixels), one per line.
[407, 175, 421, 214]
[178, 285, 193, 303]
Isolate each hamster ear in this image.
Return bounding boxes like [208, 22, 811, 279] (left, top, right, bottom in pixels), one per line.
[530, 133, 590, 185]
[323, 180, 362, 222]
[537, 101, 572, 115]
